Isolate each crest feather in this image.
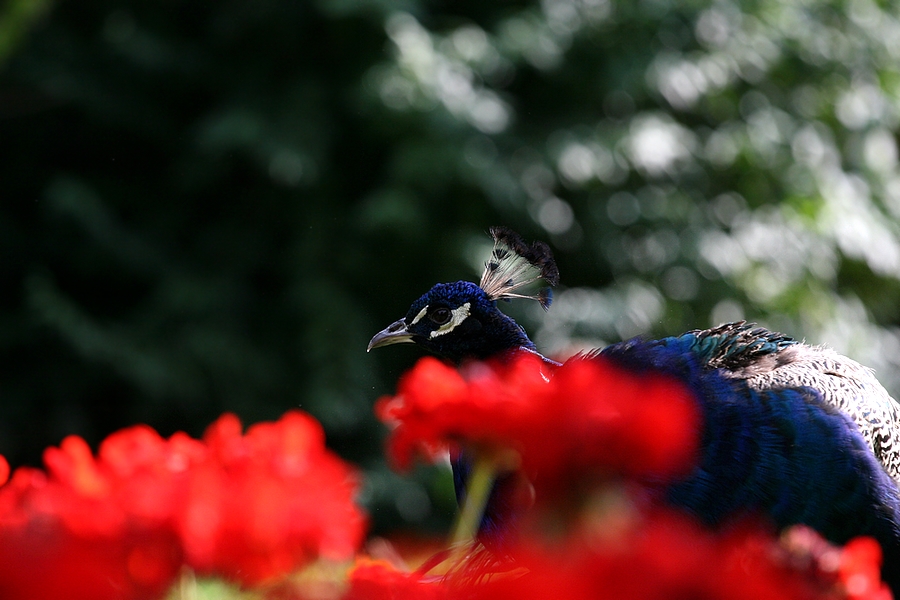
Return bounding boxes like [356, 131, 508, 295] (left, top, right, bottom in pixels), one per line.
[478, 226, 559, 310]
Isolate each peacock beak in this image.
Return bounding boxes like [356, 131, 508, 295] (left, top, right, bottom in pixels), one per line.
[367, 318, 415, 351]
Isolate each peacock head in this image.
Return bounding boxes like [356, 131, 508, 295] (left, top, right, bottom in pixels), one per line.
[367, 227, 559, 364]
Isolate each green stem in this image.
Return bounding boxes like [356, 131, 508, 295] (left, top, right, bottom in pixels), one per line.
[450, 453, 497, 549]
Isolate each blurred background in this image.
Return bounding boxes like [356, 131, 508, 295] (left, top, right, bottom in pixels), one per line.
[3, 0, 900, 537]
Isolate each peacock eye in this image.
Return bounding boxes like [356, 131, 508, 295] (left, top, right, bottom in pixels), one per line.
[429, 307, 451, 325]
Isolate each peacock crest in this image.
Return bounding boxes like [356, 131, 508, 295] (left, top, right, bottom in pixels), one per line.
[478, 226, 559, 310]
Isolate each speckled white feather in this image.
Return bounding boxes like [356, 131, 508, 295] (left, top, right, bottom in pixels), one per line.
[478, 227, 558, 309]
[726, 344, 900, 485]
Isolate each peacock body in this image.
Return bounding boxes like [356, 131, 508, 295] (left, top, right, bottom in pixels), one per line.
[598, 331, 900, 550]
[659, 321, 900, 486]
[368, 226, 900, 584]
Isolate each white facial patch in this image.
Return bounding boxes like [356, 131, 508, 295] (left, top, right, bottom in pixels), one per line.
[410, 306, 428, 325]
[430, 302, 471, 338]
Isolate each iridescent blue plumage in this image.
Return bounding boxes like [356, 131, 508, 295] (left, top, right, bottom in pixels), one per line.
[599, 336, 900, 554]
[668, 321, 798, 371]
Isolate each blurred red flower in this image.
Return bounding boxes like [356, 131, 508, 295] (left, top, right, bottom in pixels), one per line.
[841, 537, 893, 600]
[781, 526, 893, 600]
[0, 435, 184, 600]
[461, 511, 892, 600]
[340, 513, 891, 600]
[0, 454, 8, 486]
[0, 410, 366, 599]
[345, 560, 449, 600]
[178, 411, 366, 585]
[376, 353, 701, 486]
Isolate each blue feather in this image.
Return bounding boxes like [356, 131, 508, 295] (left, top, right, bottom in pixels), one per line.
[600, 337, 900, 586]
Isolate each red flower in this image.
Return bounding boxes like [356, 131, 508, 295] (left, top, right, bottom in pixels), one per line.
[0, 437, 183, 600]
[376, 353, 701, 486]
[780, 526, 892, 600]
[840, 537, 892, 600]
[177, 411, 367, 585]
[460, 512, 870, 600]
[0, 455, 8, 486]
[344, 560, 449, 600]
[0, 410, 367, 598]
[338, 511, 892, 600]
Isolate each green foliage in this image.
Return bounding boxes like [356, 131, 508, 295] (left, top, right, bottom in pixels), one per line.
[0, 0, 52, 65]
[3, 0, 900, 535]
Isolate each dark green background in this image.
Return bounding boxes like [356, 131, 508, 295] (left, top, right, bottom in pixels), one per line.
[3, 0, 900, 535]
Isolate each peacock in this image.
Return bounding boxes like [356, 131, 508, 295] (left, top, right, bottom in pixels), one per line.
[368, 226, 900, 585]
